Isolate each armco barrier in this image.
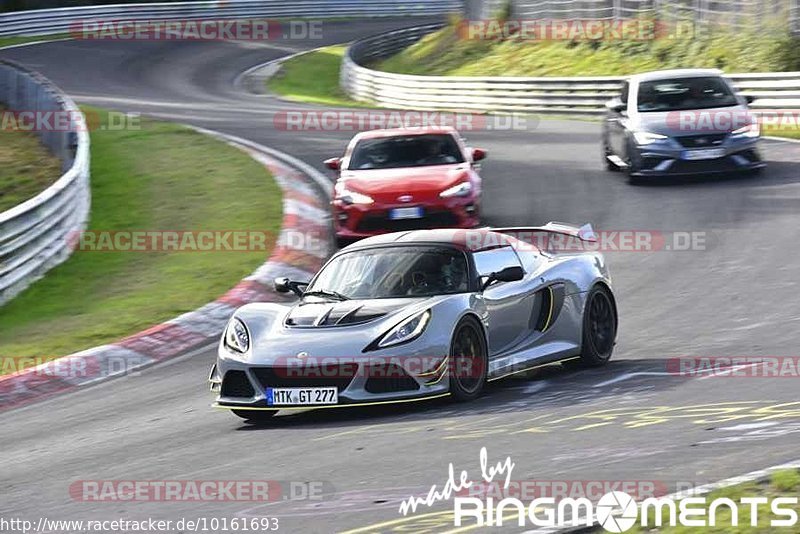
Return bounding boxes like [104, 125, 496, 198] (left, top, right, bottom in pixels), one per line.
[0, 60, 90, 307]
[0, 0, 461, 37]
[341, 24, 800, 114]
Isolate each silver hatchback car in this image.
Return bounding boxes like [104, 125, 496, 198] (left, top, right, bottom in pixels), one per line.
[602, 69, 765, 183]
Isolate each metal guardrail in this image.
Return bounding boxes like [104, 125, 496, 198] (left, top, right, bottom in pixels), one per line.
[0, 60, 90, 306]
[0, 0, 462, 37]
[341, 24, 800, 114]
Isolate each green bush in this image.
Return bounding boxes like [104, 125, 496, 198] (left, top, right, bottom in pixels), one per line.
[379, 16, 800, 77]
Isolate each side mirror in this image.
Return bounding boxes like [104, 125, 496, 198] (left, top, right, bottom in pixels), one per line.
[274, 277, 308, 297]
[324, 157, 341, 170]
[745, 95, 756, 105]
[471, 147, 487, 161]
[482, 265, 524, 290]
[605, 99, 626, 114]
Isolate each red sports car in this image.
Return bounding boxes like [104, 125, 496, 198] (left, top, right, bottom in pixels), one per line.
[324, 127, 486, 247]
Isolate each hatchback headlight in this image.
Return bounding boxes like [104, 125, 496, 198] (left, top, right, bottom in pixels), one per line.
[440, 182, 473, 198]
[633, 131, 669, 146]
[372, 310, 431, 349]
[731, 122, 760, 138]
[224, 317, 251, 354]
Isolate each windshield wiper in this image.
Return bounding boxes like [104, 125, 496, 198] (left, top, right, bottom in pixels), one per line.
[303, 289, 350, 301]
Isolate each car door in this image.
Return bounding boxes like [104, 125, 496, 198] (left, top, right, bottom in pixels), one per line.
[607, 80, 630, 157]
[473, 246, 532, 356]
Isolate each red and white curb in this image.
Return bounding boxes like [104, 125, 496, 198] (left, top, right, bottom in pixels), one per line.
[0, 129, 332, 413]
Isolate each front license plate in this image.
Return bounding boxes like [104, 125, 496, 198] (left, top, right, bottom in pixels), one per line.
[682, 148, 726, 160]
[266, 387, 338, 406]
[389, 207, 423, 220]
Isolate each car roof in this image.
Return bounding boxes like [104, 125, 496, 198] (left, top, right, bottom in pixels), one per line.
[340, 229, 527, 253]
[352, 126, 459, 142]
[629, 68, 724, 83]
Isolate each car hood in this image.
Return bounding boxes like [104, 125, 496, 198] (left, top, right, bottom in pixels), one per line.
[228, 295, 462, 364]
[633, 104, 750, 136]
[285, 297, 427, 327]
[340, 164, 470, 199]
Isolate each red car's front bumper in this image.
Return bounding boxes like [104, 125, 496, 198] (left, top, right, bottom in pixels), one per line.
[333, 196, 480, 241]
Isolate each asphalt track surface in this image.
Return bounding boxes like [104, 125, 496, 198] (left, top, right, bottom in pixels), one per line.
[3, 18, 800, 533]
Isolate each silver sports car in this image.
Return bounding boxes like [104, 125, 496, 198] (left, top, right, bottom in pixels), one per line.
[209, 224, 618, 422]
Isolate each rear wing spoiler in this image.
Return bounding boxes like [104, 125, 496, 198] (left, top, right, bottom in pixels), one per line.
[491, 222, 598, 243]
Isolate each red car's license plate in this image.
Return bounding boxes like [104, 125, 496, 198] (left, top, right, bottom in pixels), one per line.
[389, 207, 423, 220]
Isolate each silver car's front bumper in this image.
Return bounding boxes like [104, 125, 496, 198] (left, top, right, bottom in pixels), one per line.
[630, 135, 764, 177]
[210, 353, 453, 411]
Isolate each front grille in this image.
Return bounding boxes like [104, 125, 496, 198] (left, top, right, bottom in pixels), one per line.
[221, 370, 255, 398]
[675, 133, 727, 148]
[669, 156, 741, 174]
[252, 366, 357, 392]
[364, 363, 420, 394]
[356, 210, 460, 233]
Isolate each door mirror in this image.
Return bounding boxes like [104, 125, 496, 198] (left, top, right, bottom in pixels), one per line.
[744, 94, 756, 105]
[482, 265, 524, 290]
[471, 147, 487, 161]
[605, 99, 626, 114]
[324, 157, 341, 170]
[274, 277, 308, 297]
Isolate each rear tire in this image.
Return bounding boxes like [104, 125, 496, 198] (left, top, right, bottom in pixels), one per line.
[232, 410, 277, 423]
[448, 316, 488, 402]
[577, 285, 617, 367]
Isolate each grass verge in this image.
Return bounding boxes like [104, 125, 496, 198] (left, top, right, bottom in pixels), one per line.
[266, 45, 368, 108]
[379, 19, 800, 77]
[0, 33, 70, 49]
[0, 107, 282, 371]
[0, 106, 63, 212]
[634, 469, 800, 532]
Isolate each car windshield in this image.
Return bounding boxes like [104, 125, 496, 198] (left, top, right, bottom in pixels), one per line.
[307, 246, 470, 299]
[637, 76, 739, 112]
[348, 134, 465, 170]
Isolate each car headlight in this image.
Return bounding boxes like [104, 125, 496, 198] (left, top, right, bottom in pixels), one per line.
[373, 310, 431, 349]
[223, 317, 251, 354]
[335, 183, 374, 205]
[731, 122, 760, 138]
[633, 131, 669, 146]
[440, 181, 473, 198]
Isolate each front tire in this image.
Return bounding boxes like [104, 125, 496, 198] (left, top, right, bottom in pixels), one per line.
[578, 285, 617, 367]
[232, 410, 277, 423]
[449, 316, 488, 402]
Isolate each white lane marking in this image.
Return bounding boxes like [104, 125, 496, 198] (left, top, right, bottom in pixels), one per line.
[697, 362, 762, 380]
[592, 372, 672, 388]
[718, 422, 778, 431]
